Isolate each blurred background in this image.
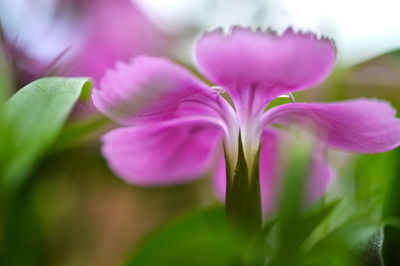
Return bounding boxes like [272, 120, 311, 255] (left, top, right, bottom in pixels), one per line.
[1, 0, 400, 265]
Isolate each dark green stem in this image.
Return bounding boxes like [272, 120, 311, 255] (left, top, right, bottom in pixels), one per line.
[225, 133, 262, 238]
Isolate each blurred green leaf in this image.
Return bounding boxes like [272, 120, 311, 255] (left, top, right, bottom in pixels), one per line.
[126, 207, 242, 266]
[303, 151, 388, 266]
[308, 217, 381, 266]
[0, 77, 91, 190]
[382, 224, 400, 266]
[381, 148, 400, 266]
[299, 200, 340, 245]
[275, 140, 310, 262]
[246, 216, 278, 265]
[0, 183, 47, 266]
[265, 96, 292, 110]
[263, 139, 311, 266]
[0, 25, 12, 163]
[0, 23, 14, 98]
[356, 230, 383, 266]
[52, 115, 109, 152]
[266, 141, 348, 266]
[382, 149, 400, 220]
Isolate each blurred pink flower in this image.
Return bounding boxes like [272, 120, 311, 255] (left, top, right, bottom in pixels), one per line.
[2, 38, 45, 89]
[66, 0, 169, 82]
[0, 0, 169, 88]
[93, 27, 400, 214]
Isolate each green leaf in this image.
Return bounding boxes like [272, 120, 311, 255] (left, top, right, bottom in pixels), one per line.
[382, 224, 400, 266]
[265, 96, 292, 110]
[246, 216, 279, 265]
[382, 149, 400, 220]
[0, 77, 91, 189]
[51, 115, 109, 153]
[308, 218, 381, 265]
[0, 23, 14, 98]
[380, 149, 400, 266]
[0, 183, 46, 266]
[278, 141, 310, 251]
[299, 200, 340, 245]
[125, 207, 242, 266]
[355, 229, 383, 266]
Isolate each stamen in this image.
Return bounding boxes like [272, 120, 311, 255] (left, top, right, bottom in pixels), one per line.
[211, 86, 225, 94]
[288, 93, 296, 103]
[277, 93, 296, 103]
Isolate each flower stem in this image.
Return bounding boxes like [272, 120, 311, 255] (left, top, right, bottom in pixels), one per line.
[225, 133, 262, 238]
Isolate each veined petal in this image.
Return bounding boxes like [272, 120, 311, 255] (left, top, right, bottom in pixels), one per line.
[212, 149, 227, 202]
[308, 146, 332, 204]
[93, 56, 227, 125]
[259, 130, 281, 214]
[263, 99, 400, 153]
[102, 117, 223, 186]
[67, 0, 168, 82]
[195, 27, 336, 111]
[212, 129, 281, 215]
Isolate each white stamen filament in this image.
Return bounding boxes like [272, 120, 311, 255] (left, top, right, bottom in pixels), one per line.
[211, 86, 225, 94]
[277, 93, 296, 103]
[288, 93, 296, 103]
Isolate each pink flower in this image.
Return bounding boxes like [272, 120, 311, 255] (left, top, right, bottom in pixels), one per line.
[0, 0, 168, 86]
[66, 0, 169, 83]
[93, 27, 400, 214]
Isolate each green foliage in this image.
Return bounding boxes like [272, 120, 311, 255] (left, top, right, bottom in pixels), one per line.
[52, 115, 109, 152]
[126, 142, 385, 266]
[0, 183, 47, 266]
[265, 96, 292, 110]
[345, 149, 400, 266]
[381, 149, 400, 266]
[0, 25, 14, 98]
[272, 141, 310, 265]
[2, 48, 400, 265]
[0, 77, 91, 190]
[126, 207, 243, 266]
[382, 224, 400, 266]
[382, 149, 400, 219]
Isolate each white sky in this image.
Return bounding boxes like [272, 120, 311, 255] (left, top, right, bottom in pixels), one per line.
[134, 0, 400, 65]
[1, 0, 400, 65]
[0, 0, 82, 60]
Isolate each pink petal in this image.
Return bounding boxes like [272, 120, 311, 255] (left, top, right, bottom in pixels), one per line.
[308, 147, 332, 203]
[259, 130, 282, 214]
[93, 56, 225, 125]
[264, 99, 400, 153]
[195, 27, 336, 111]
[68, 0, 169, 82]
[102, 118, 223, 186]
[212, 149, 226, 202]
[212, 129, 281, 215]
